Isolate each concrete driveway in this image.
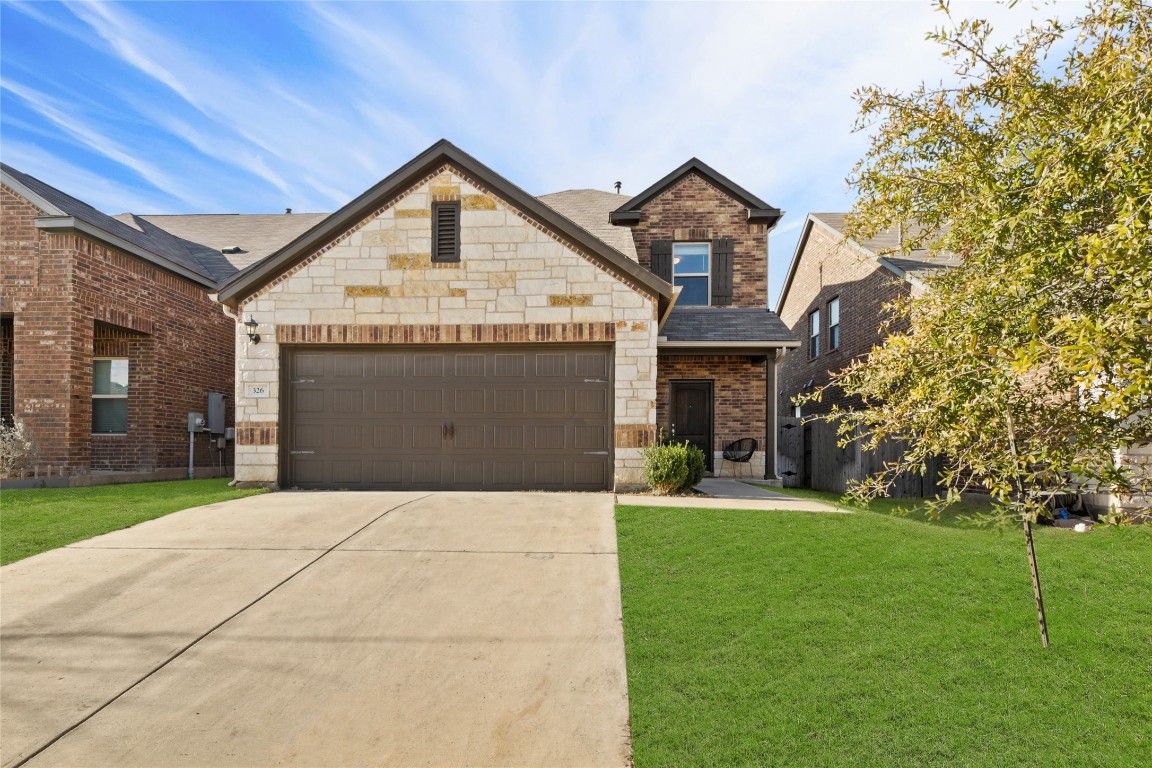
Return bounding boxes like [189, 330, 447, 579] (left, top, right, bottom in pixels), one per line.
[1, 492, 630, 767]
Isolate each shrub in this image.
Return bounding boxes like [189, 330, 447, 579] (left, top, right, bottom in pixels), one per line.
[0, 419, 38, 477]
[642, 439, 707, 495]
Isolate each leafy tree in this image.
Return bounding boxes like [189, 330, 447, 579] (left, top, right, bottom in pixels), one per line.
[808, 0, 1152, 644]
[827, 0, 1151, 516]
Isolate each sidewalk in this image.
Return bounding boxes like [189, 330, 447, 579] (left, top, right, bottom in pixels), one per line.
[616, 478, 846, 513]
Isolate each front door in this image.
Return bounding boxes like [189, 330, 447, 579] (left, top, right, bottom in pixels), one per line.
[670, 380, 713, 472]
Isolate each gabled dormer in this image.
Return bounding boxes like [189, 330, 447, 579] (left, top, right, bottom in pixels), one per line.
[610, 159, 782, 308]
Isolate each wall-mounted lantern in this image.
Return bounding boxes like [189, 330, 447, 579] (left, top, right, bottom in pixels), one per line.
[244, 316, 261, 344]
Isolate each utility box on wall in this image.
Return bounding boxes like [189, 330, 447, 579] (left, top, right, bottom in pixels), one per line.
[207, 392, 226, 434]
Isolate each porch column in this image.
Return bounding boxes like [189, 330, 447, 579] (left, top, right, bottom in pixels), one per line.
[764, 349, 779, 481]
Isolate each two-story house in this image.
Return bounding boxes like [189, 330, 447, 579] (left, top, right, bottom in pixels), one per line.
[2, 141, 797, 491]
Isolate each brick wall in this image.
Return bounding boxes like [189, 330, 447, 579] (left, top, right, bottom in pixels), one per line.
[776, 224, 911, 418]
[628, 172, 770, 307]
[1, 183, 235, 474]
[656, 354, 769, 473]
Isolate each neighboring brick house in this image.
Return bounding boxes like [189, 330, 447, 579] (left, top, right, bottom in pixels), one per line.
[2, 141, 797, 491]
[0, 165, 316, 482]
[774, 213, 957, 493]
[216, 142, 796, 490]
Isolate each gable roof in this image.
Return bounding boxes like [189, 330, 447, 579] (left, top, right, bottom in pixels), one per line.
[608, 157, 783, 228]
[217, 140, 672, 307]
[1, 163, 221, 288]
[537, 189, 638, 261]
[775, 213, 962, 315]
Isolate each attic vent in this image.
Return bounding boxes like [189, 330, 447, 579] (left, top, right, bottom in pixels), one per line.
[431, 201, 461, 263]
[221, 246, 245, 254]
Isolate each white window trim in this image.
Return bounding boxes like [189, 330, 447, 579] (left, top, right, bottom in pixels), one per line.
[93, 356, 129, 435]
[672, 242, 711, 307]
[828, 297, 840, 351]
[809, 309, 821, 359]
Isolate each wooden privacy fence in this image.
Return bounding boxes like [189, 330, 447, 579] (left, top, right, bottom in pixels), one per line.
[778, 416, 941, 497]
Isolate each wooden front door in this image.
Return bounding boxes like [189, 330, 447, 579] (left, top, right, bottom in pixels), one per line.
[670, 380, 713, 472]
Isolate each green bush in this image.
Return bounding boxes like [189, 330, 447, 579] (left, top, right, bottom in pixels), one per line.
[642, 440, 707, 495]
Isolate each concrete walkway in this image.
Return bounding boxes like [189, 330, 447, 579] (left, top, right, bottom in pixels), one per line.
[617, 478, 845, 513]
[1, 492, 630, 768]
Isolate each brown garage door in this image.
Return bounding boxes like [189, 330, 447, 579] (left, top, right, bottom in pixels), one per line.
[283, 345, 613, 491]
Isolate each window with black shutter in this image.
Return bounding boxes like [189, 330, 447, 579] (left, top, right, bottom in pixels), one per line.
[431, 201, 461, 263]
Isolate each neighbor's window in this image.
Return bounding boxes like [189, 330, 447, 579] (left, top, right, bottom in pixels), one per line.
[93, 358, 128, 434]
[431, 201, 461, 263]
[828, 297, 840, 351]
[672, 242, 710, 306]
[809, 309, 821, 358]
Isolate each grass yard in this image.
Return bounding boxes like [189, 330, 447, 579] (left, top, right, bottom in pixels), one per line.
[616, 502, 1152, 767]
[0, 478, 267, 565]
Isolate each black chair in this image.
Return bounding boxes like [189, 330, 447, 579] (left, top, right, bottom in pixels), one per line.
[721, 438, 758, 478]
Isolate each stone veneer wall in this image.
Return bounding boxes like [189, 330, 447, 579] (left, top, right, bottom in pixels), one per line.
[234, 166, 658, 489]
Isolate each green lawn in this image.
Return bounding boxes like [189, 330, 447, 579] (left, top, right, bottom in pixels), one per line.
[759, 485, 1002, 527]
[0, 479, 267, 565]
[616, 502, 1152, 767]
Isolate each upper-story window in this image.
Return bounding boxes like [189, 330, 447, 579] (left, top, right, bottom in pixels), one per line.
[828, 297, 840, 351]
[809, 309, 821, 359]
[93, 358, 129, 434]
[673, 242, 710, 306]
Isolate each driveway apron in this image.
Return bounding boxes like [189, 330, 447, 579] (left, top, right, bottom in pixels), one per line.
[0, 491, 630, 768]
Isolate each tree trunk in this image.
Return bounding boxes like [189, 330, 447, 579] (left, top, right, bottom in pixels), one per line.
[1024, 519, 1050, 647]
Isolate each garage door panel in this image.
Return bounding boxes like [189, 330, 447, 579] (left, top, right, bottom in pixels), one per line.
[535, 389, 566, 413]
[294, 354, 327, 378]
[375, 354, 405, 377]
[332, 389, 364, 413]
[334, 354, 365, 377]
[455, 354, 486, 377]
[454, 389, 485, 414]
[373, 424, 403, 449]
[412, 424, 442, 450]
[414, 354, 444, 377]
[374, 389, 404, 413]
[534, 425, 566, 450]
[495, 354, 526, 377]
[493, 389, 526, 413]
[574, 389, 607, 414]
[535, 354, 567, 377]
[372, 460, 403, 484]
[454, 425, 485, 450]
[413, 390, 443, 412]
[295, 389, 325, 413]
[286, 345, 612, 491]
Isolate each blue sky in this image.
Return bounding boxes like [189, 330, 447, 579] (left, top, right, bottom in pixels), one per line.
[1, 1, 1082, 304]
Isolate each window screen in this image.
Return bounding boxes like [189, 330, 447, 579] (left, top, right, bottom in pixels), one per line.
[809, 309, 821, 359]
[828, 297, 840, 351]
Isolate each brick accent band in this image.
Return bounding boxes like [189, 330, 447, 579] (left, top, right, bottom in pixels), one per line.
[236, 423, 278, 446]
[275, 323, 616, 345]
[615, 424, 657, 449]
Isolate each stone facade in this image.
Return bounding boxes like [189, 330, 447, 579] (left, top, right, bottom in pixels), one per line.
[233, 166, 658, 489]
[630, 172, 771, 307]
[0, 183, 234, 476]
[776, 224, 911, 418]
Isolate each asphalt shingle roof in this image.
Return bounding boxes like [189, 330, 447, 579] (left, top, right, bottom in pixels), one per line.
[112, 213, 330, 278]
[537, 189, 638, 261]
[2, 163, 223, 285]
[810, 213, 962, 276]
[661, 307, 796, 344]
